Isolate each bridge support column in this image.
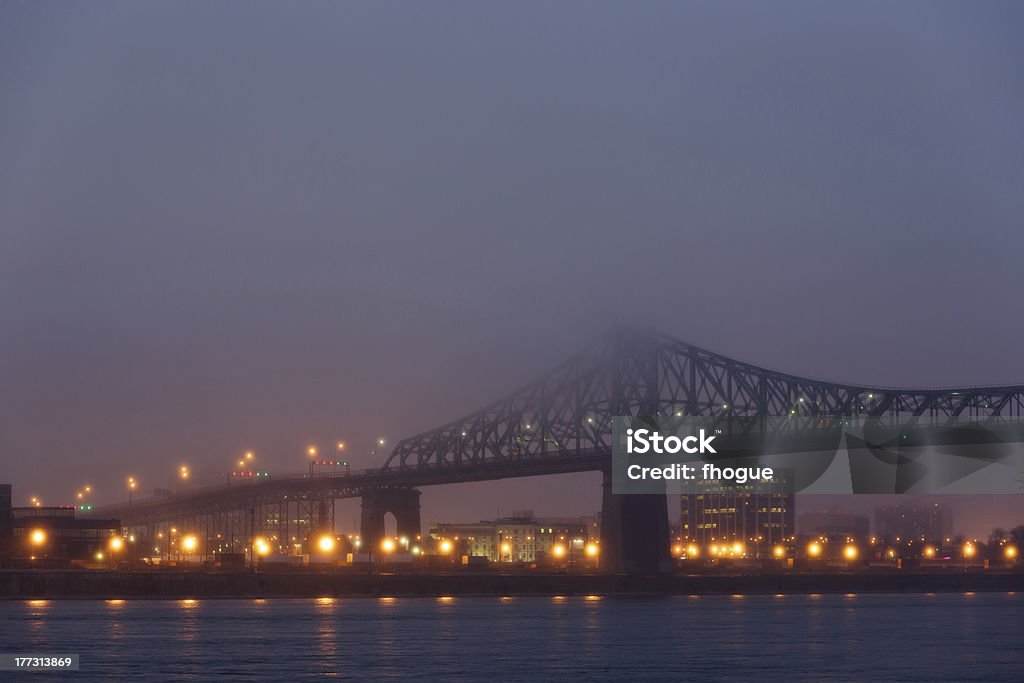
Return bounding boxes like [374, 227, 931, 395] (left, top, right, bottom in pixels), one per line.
[359, 487, 422, 552]
[600, 469, 671, 575]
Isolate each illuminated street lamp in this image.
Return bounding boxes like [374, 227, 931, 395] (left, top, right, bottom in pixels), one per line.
[109, 537, 124, 552]
[30, 529, 47, 547]
[370, 438, 386, 468]
[179, 464, 190, 481]
[30, 496, 41, 508]
[381, 538, 396, 554]
[586, 543, 600, 559]
[685, 544, 698, 559]
[254, 537, 271, 558]
[807, 542, 822, 558]
[317, 535, 336, 554]
[1005, 545, 1017, 561]
[127, 477, 137, 507]
[843, 544, 858, 561]
[963, 542, 976, 559]
[773, 545, 786, 559]
[438, 539, 453, 555]
[182, 534, 198, 554]
[552, 543, 566, 559]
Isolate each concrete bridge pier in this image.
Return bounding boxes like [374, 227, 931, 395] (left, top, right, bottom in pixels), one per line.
[600, 469, 671, 575]
[359, 487, 422, 552]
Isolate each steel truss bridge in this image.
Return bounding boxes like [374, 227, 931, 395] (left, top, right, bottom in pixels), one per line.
[94, 327, 1024, 573]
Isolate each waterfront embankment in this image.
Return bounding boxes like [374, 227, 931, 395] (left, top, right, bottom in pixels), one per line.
[2, 570, 1022, 599]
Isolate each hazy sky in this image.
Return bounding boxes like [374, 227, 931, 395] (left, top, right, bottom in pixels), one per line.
[2, 2, 1024, 537]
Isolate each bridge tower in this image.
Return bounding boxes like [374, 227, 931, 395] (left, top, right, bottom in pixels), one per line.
[600, 328, 672, 574]
[359, 487, 422, 552]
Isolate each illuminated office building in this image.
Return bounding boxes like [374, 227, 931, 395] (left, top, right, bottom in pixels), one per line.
[680, 482, 794, 554]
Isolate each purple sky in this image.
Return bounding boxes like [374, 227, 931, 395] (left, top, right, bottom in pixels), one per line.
[2, 2, 1024, 538]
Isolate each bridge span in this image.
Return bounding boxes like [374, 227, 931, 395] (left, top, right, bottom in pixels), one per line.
[91, 327, 1024, 574]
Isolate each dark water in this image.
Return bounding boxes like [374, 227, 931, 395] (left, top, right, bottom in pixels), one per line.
[1, 593, 1022, 681]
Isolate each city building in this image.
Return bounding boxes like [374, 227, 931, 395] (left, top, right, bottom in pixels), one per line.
[1, 484, 122, 563]
[429, 510, 597, 562]
[874, 502, 951, 544]
[799, 509, 870, 543]
[680, 483, 795, 555]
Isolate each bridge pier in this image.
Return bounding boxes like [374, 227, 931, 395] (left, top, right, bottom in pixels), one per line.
[359, 487, 422, 552]
[600, 470, 671, 575]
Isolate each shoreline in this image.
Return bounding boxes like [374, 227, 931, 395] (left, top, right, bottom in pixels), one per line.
[2, 570, 1022, 599]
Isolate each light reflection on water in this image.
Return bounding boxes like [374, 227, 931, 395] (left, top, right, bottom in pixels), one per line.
[0, 594, 1020, 682]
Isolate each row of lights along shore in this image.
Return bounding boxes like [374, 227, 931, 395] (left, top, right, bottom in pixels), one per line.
[670, 538, 1018, 563]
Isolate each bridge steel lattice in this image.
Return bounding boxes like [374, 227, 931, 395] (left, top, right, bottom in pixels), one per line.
[98, 328, 1024, 574]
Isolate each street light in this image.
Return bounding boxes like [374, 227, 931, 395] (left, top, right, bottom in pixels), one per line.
[438, 539, 453, 555]
[109, 537, 124, 552]
[1005, 545, 1017, 560]
[382, 538, 396, 554]
[317, 535, 336, 553]
[182, 535, 198, 554]
[127, 477, 137, 507]
[843, 545, 858, 561]
[179, 465, 190, 480]
[30, 529, 46, 546]
[371, 438, 386, 468]
[807, 542, 822, 558]
[773, 545, 786, 559]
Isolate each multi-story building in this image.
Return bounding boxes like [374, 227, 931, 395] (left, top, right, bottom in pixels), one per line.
[1, 484, 122, 563]
[680, 483, 794, 555]
[798, 509, 870, 543]
[429, 511, 597, 562]
[874, 502, 951, 544]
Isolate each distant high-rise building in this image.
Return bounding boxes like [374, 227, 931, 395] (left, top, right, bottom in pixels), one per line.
[799, 509, 870, 542]
[874, 502, 951, 543]
[680, 488, 794, 553]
